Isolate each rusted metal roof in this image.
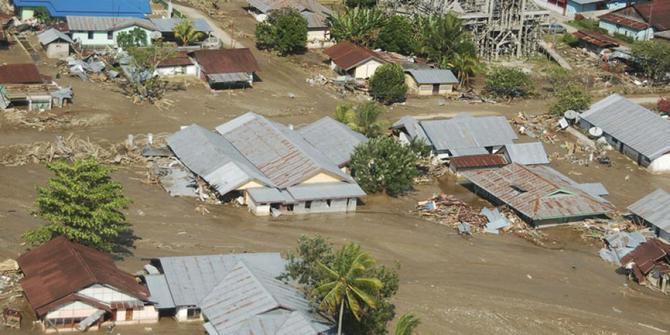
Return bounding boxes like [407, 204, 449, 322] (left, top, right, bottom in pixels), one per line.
[323, 41, 385, 71]
[0, 63, 45, 84]
[157, 51, 194, 68]
[573, 30, 619, 48]
[599, 12, 648, 30]
[461, 164, 613, 223]
[450, 154, 508, 170]
[17, 236, 149, 316]
[601, 2, 670, 31]
[620, 239, 670, 282]
[191, 48, 259, 75]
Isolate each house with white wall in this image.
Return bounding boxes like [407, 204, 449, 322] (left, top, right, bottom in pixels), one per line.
[66, 16, 158, 48]
[17, 237, 158, 332]
[598, 2, 670, 41]
[155, 51, 198, 77]
[323, 41, 386, 79]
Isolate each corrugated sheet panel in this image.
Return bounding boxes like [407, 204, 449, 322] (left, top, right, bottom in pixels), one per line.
[392, 116, 431, 145]
[207, 72, 251, 84]
[504, 142, 550, 165]
[420, 114, 517, 155]
[298, 116, 368, 167]
[66, 16, 157, 31]
[449, 154, 507, 169]
[13, 0, 150, 17]
[580, 94, 670, 160]
[629, 189, 670, 231]
[575, 183, 609, 197]
[247, 187, 295, 204]
[145, 274, 175, 309]
[287, 182, 366, 201]
[150, 18, 212, 33]
[406, 69, 458, 84]
[38, 28, 74, 45]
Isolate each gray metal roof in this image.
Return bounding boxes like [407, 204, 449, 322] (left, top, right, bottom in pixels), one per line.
[298, 116, 368, 167]
[156, 253, 285, 307]
[628, 189, 670, 232]
[66, 16, 158, 32]
[574, 183, 609, 197]
[405, 68, 458, 85]
[38, 28, 74, 45]
[201, 261, 333, 335]
[580, 94, 670, 160]
[504, 142, 549, 165]
[392, 116, 431, 145]
[287, 182, 366, 201]
[419, 114, 518, 155]
[144, 274, 176, 309]
[208, 73, 252, 84]
[215, 112, 352, 188]
[149, 18, 213, 33]
[247, 187, 295, 204]
[167, 124, 274, 195]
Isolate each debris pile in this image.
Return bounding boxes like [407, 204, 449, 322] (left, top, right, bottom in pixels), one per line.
[512, 112, 560, 143]
[0, 259, 22, 315]
[416, 193, 488, 230]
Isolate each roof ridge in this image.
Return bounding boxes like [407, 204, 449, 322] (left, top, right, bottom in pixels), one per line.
[66, 239, 99, 284]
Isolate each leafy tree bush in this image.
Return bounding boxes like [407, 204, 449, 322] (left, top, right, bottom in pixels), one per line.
[374, 16, 416, 55]
[350, 137, 420, 196]
[282, 235, 400, 335]
[345, 0, 377, 8]
[23, 159, 132, 252]
[123, 42, 176, 103]
[561, 33, 579, 47]
[549, 83, 591, 115]
[34, 7, 55, 24]
[369, 64, 407, 104]
[173, 19, 205, 46]
[415, 14, 476, 68]
[485, 67, 533, 100]
[334, 101, 385, 138]
[255, 8, 307, 55]
[117, 27, 149, 49]
[394, 313, 420, 335]
[328, 8, 386, 47]
[631, 41, 670, 84]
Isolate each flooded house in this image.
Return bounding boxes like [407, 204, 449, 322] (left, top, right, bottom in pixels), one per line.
[190, 48, 260, 89]
[578, 94, 670, 173]
[496, 142, 550, 166]
[629, 189, 670, 242]
[17, 237, 158, 332]
[461, 163, 613, 226]
[324, 41, 386, 79]
[166, 113, 366, 216]
[572, 30, 619, 54]
[0, 63, 72, 111]
[620, 239, 670, 293]
[143, 253, 334, 334]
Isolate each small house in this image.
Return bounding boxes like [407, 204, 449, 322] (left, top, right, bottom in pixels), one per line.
[578, 94, 670, 173]
[12, 0, 151, 20]
[0, 63, 70, 111]
[404, 68, 459, 96]
[628, 189, 670, 242]
[38, 28, 74, 59]
[66, 16, 158, 48]
[572, 30, 619, 53]
[17, 237, 158, 332]
[323, 41, 386, 79]
[620, 239, 670, 293]
[190, 48, 259, 89]
[598, 2, 670, 41]
[155, 51, 197, 77]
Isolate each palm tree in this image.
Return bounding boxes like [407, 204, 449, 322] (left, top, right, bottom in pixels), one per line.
[394, 313, 420, 335]
[450, 52, 482, 88]
[327, 7, 386, 46]
[354, 101, 384, 137]
[316, 243, 383, 335]
[173, 19, 204, 46]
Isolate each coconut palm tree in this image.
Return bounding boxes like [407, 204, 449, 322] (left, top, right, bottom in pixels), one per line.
[327, 7, 386, 47]
[316, 243, 383, 335]
[394, 313, 420, 335]
[450, 52, 482, 88]
[173, 19, 204, 46]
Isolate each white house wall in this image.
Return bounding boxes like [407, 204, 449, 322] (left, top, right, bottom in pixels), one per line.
[155, 65, 198, 77]
[353, 59, 383, 79]
[71, 26, 154, 48]
[45, 301, 100, 319]
[79, 284, 138, 303]
[45, 43, 70, 59]
[649, 154, 670, 173]
[175, 307, 203, 321]
[113, 306, 159, 324]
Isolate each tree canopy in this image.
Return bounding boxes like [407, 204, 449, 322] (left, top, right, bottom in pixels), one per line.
[117, 27, 148, 49]
[328, 8, 386, 47]
[334, 101, 385, 138]
[173, 19, 204, 46]
[369, 64, 407, 104]
[631, 40, 670, 84]
[485, 67, 533, 100]
[255, 8, 308, 55]
[549, 83, 591, 116]
[374, 15, 416, 55]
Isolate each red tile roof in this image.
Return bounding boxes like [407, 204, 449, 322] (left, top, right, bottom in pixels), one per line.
[573, 30, 620, 48]
[0, 63, 45, 84]
[323, 41, 385, 70]
[17, 237, 149, 316]
[450, 154, 508, 170]
[191, 48, 259, 74]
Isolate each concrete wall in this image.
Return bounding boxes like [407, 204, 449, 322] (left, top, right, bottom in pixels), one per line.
[18, 7, 35, 20]
[248, 197, 271, 216]
[79, 284, 137, 303]
[155, 65, 197, 77]
[566, 0, 598, 14]
[307, 28, 332, 49]
[113, 306, 159, 324]
[72, 26, 154, 47]
[175, 307, 203, 321]
[353, 59, 383, 79]
[45, 43, 69, 59]
[598, 21, 654, 41]
[293, 198, 355, 214]
[648, 154, 670, 173]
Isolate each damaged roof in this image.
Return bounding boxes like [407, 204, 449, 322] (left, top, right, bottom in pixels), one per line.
[628, 189, 670, 233]
[298, 116, 368, 166]
[449, 154, 508, 170]
[503, 142, 550, 165]
[0, 63, 45, 84]
[17, 236, 150, 316]
[323, 41, 385, 71]
[191, 48, 259, 75]
[620, 239, 670, 279]
[461, 164, 613, 223]
[38, 27, 74, 45]
[580, 94, 670, 160]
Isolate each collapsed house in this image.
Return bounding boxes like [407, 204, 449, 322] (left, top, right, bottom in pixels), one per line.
[461, 163, 613, 225]
[578, 94, 670, 173]
[17, 237, 158, 332]
[190, 49, 260, 88]
[572, 30, 620, 54]
[620, 239, 670, 293]
[144, 254, 335, 334]
[323, 41, 386, 80]
[0, 63, 72, 110]
[629, 189, 670, 242]
[166, 113, 366, 216]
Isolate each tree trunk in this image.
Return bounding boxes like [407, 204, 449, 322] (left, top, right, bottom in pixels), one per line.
[337, 300, 344, 335]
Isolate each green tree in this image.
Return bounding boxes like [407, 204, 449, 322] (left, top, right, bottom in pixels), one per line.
[123, 42, 176, 103]
[549, 83, 591, 115]
[173, 19, 205, 46]
[485, 67, 533, 101]
[117, 27, 149, 49]
[631, 40, 670, 84]
[255, 8, 307, 55]
[328, 8, 386, 47]
[345, 0, 377, 8]
[369, 64, 407, 104]
[350, 136, 420, 196]
[34, 7, 54, 24]
[450, 52, 482, 88]
[374, 16, 416, 55]
[334, 101, 385, 137]
[394, 313, 420, 335]
[23, 159, 132, 252]
[415, 14, 476, 69]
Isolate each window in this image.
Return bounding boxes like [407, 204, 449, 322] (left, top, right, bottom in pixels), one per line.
[87, 31, 94, 39]
[187, 308, 201, 320]
[107, 31, 113, 40]
[326, 200, 332, 207]
[305, 201, 312, 209]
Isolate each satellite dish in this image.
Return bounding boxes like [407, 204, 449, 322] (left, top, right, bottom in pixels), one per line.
[149, 31, 162, 40]
[588, 127, 603, 138]
[564, 110, 579, 120]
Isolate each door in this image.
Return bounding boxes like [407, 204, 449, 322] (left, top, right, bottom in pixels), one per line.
[125, 309, 133, 321]
[433, 84, 439, 95]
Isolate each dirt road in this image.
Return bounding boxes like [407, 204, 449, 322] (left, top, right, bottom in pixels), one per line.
[172, 3, 244, 48]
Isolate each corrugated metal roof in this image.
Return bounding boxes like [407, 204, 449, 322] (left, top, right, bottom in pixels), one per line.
[150, 18, 212, 33]
[12, 0, 151, 18]
[191, 49, 259, 75]
[201, 262, 333, 335]
[461, 164, 613, 223]
[574, 183, 609, 197]
[629, 189, 670, 232]
[298, 116, 368, 167]
[419, 114, 517, 155]
[246, 0, 332, 16]
[66, 16, 157, 31]
[0, 63, 44, 84]
[144, 274, 175, 309]
[580, 94, 670, 160]
[392, 116, 431, 145]
[247, 187, 295, 204]
[215, 112, 352, 188]
[207, 72, 251, 84]
[156, 253, 285, 307]
[38, 28, 74, 45]
[504, 142, 550, 165]
[323, 41, 384, 71]
[287, 182, 366, 201]
[449, 154, 507, 170]
[405, 68, 458, 84]
[167, 124, 274, 195]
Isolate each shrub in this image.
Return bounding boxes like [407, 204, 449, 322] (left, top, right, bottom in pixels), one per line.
[549, 83, 591, 115]
[369, 64, 407, 104]
[328, 7, 386, 47]
[117, 27, 148, 49]
[255, 8, 307, 55]
[374, 16, 416, 55]
[561, 33, 579, 47]
[485, 67, 533, 100]
[631, 40, 670, 84]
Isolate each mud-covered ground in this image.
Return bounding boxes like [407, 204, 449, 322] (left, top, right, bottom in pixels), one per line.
[2, 5, 670, 335]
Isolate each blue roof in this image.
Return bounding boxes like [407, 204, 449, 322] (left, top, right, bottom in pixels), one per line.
[12, 0, 151, 18]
